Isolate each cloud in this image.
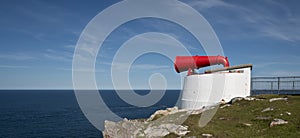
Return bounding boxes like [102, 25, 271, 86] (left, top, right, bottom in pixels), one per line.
[187, 0, 236, 9]
[43, 48, 73, 62]
[14, 29, 48, 41]
[15, 0, 79, 24]
[135, 20, 200, 51]
[64, 44, 76, 49]
[252, 54, 300, 69]
[131, 64, 171, 70]
[259, 18, 300, 42]
[0, 65, 29, 69]
[267, 70, 300, 77]
[99, 60, 172, 72]
[112, 62, 171, 71]
[58, 67, 105, 73]
[187, 0, 300, 42]
[0, 53, 35, 61]
[0, 47, 74, 63]
[254, 62, 279, 69]
[252, 60, 300, 77]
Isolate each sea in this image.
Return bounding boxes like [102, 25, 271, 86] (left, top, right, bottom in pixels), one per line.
[0, 90, 180, 138]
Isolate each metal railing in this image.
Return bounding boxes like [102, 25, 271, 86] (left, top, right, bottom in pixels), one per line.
[251, 76, 300, 95]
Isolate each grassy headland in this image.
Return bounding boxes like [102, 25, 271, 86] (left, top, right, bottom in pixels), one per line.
[178, 94, 300, 137]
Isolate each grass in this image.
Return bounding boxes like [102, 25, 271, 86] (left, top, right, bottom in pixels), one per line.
[167, 94, 300, 137]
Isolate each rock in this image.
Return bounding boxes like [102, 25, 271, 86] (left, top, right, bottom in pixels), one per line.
[220, 104, 231, 109]
[144, 124, 189, 137]
[189, 108, 204, 115]
[223, 96, 257, 106]
[202, 133, 213, 137]
[103, 119, 190, 137]
[144, 125, 170, 137]
[228, 97, 244, 104]
[174, 125, 190, 136]
[220, 99, 226, 105]
[255, 116, 272, 120]
[244, 97, 256, 101]
[103, 107, 191, 137]
[219, 117, 228, 120]
[270, 118, 288, 127]
[102, 119, 146, 138]
[222, 96, 258, 106]
[261, 107, 274, 112]
[242, 123, 252, 127]
[269, 98, 288, 102]
[147, 107, 182, 121]
[256, 97, 267, 100]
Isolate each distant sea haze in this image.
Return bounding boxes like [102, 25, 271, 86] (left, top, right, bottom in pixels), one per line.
[0, 90, 180, 137]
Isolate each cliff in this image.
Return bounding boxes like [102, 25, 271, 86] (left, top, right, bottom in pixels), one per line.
[103, 94, 300, 137]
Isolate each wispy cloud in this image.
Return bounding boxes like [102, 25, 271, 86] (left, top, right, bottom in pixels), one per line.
[250, 53, 300, 68]
[259, 18, 300, 42]
[112, 63, 171, 71]
[264, 70, 300, 77]
[43, 48, 73, 62]
[15, 0, 79, 24]
[57, 67, 105, 73]
[187, 0, 300, 42]
[0, 65, 29, 69]
[254, 62, 279, 69]
[0, 53, 35, 61]
[0, 47, 74, 63]
[136, 19, 200, 51]
[187, 0, 236, 9]
[64, 44, 76, 49]
[99, 60, 172, 72]
[131, 64, 171, 70]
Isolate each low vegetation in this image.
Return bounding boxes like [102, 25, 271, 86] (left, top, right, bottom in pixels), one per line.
[178, 95, 300, 137]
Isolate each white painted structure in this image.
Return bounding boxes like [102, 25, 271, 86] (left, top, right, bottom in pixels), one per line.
[181, 65, 252, 109]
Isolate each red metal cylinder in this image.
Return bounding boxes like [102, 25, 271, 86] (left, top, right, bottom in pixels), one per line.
[174, 55, 229, 73]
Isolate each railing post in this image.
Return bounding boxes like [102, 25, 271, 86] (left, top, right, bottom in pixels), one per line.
[250, 77, 253, 96]
[277, 77, 280, 94]
[293, 80, 295, 90]
[271, 81, 273, 90]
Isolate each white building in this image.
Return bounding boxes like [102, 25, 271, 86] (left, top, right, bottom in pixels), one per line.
[180, 64, 252, 109]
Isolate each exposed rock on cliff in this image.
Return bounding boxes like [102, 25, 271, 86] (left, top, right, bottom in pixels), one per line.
[103, 107, 192, 137]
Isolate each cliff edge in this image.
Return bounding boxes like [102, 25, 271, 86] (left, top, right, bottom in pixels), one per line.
[103, 95, 300, 137]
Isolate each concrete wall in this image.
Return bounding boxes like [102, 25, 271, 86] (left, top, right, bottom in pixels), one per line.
[181, 67, 251, 109]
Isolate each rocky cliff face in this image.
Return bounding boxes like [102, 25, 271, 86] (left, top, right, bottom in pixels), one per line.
[103, 107, 205, 138]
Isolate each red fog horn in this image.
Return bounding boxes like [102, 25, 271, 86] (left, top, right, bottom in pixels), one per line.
[174, 55, 230, 73]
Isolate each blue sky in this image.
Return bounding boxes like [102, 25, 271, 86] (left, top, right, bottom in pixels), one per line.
[0, 0, 299, 89]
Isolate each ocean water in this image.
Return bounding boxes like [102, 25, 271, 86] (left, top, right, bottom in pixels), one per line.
[0, 90, 180, 137]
